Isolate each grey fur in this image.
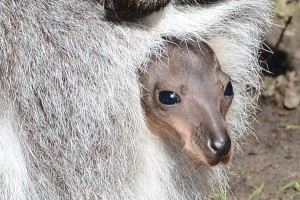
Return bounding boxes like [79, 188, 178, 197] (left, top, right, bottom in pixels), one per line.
[0, 0, 272, 199]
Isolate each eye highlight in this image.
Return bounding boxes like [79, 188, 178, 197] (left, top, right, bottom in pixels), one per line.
[224, 81, 233, 96]
[159, 91, 181, 105]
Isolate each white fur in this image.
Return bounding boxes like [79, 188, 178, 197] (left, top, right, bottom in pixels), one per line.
[0, 0, 272, 199]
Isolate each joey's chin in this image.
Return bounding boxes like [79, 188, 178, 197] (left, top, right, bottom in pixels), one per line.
[195, 155, 231, 167]
[206, 154, 232, 166]
[183, 147, 232, 167]
[204, 147, 233, 166]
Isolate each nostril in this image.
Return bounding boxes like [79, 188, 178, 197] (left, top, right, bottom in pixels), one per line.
[208, 137, 231, 156]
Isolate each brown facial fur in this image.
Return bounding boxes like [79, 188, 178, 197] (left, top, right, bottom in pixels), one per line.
[139, 40, 234, 166]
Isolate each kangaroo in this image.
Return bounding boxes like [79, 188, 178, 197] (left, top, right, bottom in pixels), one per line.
[0, 0, 271, 199]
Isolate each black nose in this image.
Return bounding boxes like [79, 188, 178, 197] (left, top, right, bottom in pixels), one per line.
[209, 136, 231, 156]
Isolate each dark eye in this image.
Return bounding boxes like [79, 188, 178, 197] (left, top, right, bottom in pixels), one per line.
[224, 81, 233, 96]
[159, 91, 181, 105]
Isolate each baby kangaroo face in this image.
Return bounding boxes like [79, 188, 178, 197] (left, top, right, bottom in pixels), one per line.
[139, 41, 234, 166]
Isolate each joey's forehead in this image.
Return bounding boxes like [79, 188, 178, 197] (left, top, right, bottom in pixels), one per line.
[169, 52, 217, 73]
[148, 47, 229, 83]
[166, 61, 216, 82]
[149, 62, 221, 84]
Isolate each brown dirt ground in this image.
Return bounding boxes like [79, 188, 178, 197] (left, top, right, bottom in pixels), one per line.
[227, 6, 300, 200]
[228, 102, 300, 200]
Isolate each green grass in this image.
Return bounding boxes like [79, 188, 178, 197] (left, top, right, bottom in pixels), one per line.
[280, 180, 300, 192]
[209, 186, 227, 200]
[275, 0, 300, 18]
[278, 122, 300, 130]
[248, 183, 264, 200]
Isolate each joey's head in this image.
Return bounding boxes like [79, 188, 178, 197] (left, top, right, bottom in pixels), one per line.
[139, 41, 234, 166]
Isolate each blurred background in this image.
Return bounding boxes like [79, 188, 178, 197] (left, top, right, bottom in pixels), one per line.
[227, 0, 300, 199]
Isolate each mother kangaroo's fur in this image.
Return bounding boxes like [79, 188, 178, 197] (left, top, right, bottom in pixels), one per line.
[0, 0, 271, 199]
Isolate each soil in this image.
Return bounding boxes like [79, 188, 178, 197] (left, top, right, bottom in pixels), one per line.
[226, 5, 300, 200]
[228, 101, 300, 200]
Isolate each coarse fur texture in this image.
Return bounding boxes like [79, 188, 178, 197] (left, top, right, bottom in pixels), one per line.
[0, 0, 272, 199]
